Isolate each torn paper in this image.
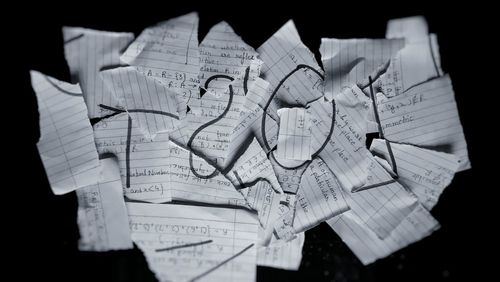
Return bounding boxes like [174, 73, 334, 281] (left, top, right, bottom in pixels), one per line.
[293, 158, 349, 233]
[237, 180, 282, 245]
[178, 21, 262, 171]
[257, 20, 324, 121]
[100, 66, 180, 138]
[372, 75, 470, 170]
[320, 38, 404, 100]
[63, 27, 134, 118]
[93, 112, 247, 206]
[198, 21, 261, 98]
[309, 85, 374, 192]
[257, 231, 305, 270]
[226, 137, 282, 194]
[76, 158, 133, 251]
[370, 139, 460, 210]
[128, 202, 259, 282]
[386, 16, 431, 43]
[31, 70, 100, 195]
[328, 204, 440, 265]
[120, 12, 200, 112]
[372, 16, 443, 98]
[231, 77, 280, 154]
[276, 107, 312, 161]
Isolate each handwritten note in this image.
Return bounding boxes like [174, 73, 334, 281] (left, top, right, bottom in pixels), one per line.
[180, 21, 262, 170]
[93, 112, 247, 206]
[276, 107, 312, 161]
[120, 12, 200, 113]
[198, 21, 261, 97]
[370, 138, 460, 210]
[31, 70, 100, 195]
[372, 75, 470, 170]
[237, 180, 282, 245]
[230, 77, 279, 155]
[293, 158, 349, 233]
[226, 137, 282, 193]
[309, 85, 373, 192]
[63, 27, 134, 118]
[76, 158, 132, 251]
[373, 16, 443, 98]
[127, 202, 259, 282]
[328, 204, 440, 265]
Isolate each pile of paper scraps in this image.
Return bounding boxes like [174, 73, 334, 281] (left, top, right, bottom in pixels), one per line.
[31, 13, 470, 282]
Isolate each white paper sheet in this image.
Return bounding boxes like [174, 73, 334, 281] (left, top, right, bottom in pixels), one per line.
[328, 203, 440, 265]
[306, 84, 429, 239]
[370, 139, 460, 210]
[237, 180, 282, 245]
[226, 137, 282, 193]
[372, 75, 470, 170]
[372, 16, 443, 98]
[309, 85, 373, 192]
[76, 158, 133, 251]
[93, 112, 247, 206]
[257, 231, 305, 270]
[257, 20, 324, 111]
[342, 154, 422, 239]
[177, 21, 262, 171]
[293, 158, 349, 233]
[31, 70, 100, 195]
[63, 27, 134, 118]
[320, 38, 404, 100]
[120, 12, 200, 112]
[386, 16, 430, 43]
[230, 77, 279, 155]
[276, 107, 312, 161]
[127, 202, 259, 282]
[93, 112, 171, 202]
[100, 66, 180, 138]
[198, 21, 261, 97]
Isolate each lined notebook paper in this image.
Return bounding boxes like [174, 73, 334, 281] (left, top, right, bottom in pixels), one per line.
[177, 21, 262, 171]
[373, 75, 470, 170]
[128, 202, 259, 282]
[293, 158, 348, 233]
[76, 158, 133, 251]
[237, 180, 282, 245]
[226, 137, 282, 194]
[370, 139, 460, 210]
[309, 85, 373, 192]
[198, 21, 261, 97]
[230, 77, 279, 155]
[257, 20, 324, 109]
[93, 112, 247, 206]
[257, 231, 305, 270]
[100, 66, 180, 138]
[31, 70, 100, 195]
[120, 13, 200, 113]
[276, 107, 312, 161]
[63, 27, 134, 118]
[328, 204, 440, 265]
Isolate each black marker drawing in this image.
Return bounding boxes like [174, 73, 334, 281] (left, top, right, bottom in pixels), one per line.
[155, 239, 213, 252]
[189, 243, 254, 282]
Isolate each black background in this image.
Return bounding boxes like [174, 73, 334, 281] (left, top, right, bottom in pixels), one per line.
[7, 3, 494, 282]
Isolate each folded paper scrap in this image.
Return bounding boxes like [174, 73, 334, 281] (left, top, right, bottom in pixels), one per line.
[31, 13, 469, 281]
